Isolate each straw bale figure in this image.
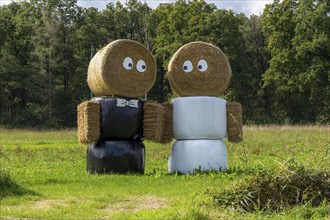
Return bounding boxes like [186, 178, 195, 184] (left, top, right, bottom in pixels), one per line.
[77, 39, 165, 174]
[166, 41, 243, 174]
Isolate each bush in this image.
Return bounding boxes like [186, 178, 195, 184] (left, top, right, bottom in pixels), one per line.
[206, 161, 330, 213]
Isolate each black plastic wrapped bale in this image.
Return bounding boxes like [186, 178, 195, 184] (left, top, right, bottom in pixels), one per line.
[87, 140, 145, 174]
[93, 97, 144, 140]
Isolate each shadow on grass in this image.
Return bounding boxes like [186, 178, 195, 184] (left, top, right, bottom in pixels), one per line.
[0, 169, 39, 200]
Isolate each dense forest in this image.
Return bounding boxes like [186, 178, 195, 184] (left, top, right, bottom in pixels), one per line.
[0, 0, 329, 128]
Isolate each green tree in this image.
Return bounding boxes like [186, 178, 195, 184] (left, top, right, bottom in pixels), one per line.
[106, 0, 152, 46]
[203, 10, 251, 116]
[0, 2, 40, 126]
[262, 0, 329, 123]
[292, 0, 330, 123]
[72, 7, 108, 104]
[52, 0, 83, 127]
[32, 3, 60, 124]
[0, 0, 328, 128]
[152, 0, 216, 101]
[31, 0, 84, 127]
[241, 15, 271, 122]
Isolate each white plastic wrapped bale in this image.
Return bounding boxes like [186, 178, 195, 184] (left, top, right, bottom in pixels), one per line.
[172, 96, 227, 139]
[168, 140, 227, 174]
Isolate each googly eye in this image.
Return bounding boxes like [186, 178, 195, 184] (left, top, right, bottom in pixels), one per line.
[197, 59, 208, 72]
[123, 57, 133, 70]
[182, 60, 193, 73]
[136, 60, 147, 73]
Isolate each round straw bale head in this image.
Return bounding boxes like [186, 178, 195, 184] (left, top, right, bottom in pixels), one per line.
[168, 41, 231, 97]
[88, 39, 156, 98]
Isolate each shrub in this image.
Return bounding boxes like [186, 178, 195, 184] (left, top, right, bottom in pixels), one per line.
[206, 161, 330, 213]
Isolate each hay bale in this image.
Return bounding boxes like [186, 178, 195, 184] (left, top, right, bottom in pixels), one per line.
[93, 97, 144, 140]
[160, 103, 173, 143]
[87, 140, 145, 174]
[172, 96, 226, 139]
[77, 101, 100, 145]
[169, 140, 227, 174]
[143, 102, 165, 142]
[168, 41, 232, 97]
[88, 39, 157, 98]
[226, 102, 243, 142]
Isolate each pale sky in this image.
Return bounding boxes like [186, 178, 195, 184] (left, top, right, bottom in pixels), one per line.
[0, 0, 273, 16]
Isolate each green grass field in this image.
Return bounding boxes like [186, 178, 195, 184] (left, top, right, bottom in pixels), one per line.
[0, 126, 329, 219]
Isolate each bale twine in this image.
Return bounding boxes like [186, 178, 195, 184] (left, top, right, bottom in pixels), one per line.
[226, 102, 243, 142]
[160, 103, 173, 143]
[77, 101, 100, 145]
[88, 39, 156, 98]
[168, 41, 231, 97]
[143, 102, 165, 142]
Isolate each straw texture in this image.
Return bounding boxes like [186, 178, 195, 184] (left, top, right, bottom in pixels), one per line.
[87, 39, 156, 98]
[226, 102, 243, 142]
[160, 103, 173, 143]
[168, 41, 232, 97]
[143, 102, 165, 142]
[77, 101, 100, 145]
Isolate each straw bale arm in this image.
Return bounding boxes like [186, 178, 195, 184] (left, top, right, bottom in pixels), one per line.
[143, 103, 164, 142]
[160, 103, 173, 143]
[143, 102, 173, 143]
[226, 102, 243, 143]
[77, 101, 100, 145]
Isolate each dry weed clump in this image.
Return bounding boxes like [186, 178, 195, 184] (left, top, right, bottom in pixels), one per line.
[206, 161, 330, 213]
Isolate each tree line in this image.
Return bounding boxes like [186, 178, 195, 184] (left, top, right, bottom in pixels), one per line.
[0, 0, 329, 128]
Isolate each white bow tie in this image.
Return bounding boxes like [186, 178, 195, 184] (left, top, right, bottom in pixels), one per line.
[116, 98, 139, 108]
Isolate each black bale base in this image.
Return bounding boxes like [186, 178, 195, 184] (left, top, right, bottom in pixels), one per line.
[87, 139, 145, 174]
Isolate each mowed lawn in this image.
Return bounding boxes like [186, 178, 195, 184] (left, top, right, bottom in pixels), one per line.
[0, 126, 329, 219]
